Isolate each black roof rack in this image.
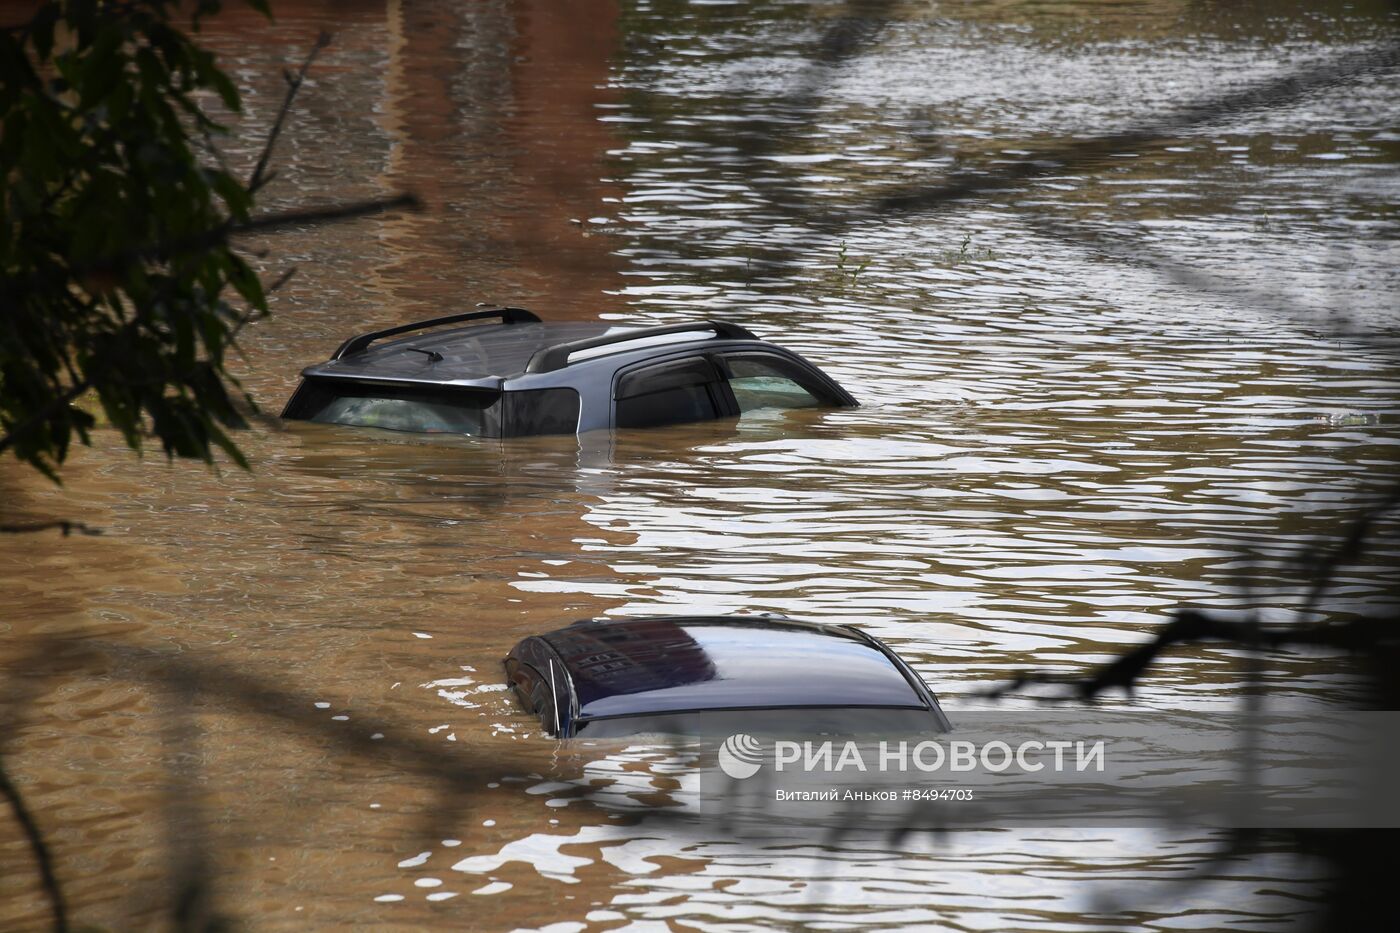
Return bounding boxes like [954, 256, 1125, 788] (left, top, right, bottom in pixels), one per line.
[331, 307, 541, 360]
[524, 320, 758, 374]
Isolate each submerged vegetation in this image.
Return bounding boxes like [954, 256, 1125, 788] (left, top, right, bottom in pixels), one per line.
[939, 233, 997, 265]
[834, 239, 872, 286]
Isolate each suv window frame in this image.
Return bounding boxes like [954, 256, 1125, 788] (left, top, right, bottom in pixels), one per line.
[610, 353, 739, 429]
[715, 350, 851, 405]
[609, 347, 849, 429]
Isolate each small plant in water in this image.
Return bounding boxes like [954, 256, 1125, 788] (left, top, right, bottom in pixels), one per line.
[940, 232, 997, 264]
[835, 240, 872, 287]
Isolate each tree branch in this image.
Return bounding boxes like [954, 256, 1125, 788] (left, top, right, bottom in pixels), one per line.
[0, 192, 421, 305]
[0, 520, 103, 536]
[978, 610, 1393, 702]
[0, 187, 420, 468]
[0, 761, 69, 933]
[234, 193, 422, 236]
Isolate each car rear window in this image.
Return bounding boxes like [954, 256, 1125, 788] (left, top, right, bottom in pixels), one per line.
[284, 380, 501, 435]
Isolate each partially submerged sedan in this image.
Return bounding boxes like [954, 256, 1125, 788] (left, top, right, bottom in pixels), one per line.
[282, 308, 856, 436]
[504, 616, 949, 738]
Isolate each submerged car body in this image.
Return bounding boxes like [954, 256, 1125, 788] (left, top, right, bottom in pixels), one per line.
[281, 308, 856, 437]
[504, 615, 950, 738]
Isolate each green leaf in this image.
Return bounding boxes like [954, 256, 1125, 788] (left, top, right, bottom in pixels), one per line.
[78, 28, 124, 111]
[200, 51, 242, 112]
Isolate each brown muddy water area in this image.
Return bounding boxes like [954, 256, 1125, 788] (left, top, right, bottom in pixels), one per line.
[3, 0, 1399, 930]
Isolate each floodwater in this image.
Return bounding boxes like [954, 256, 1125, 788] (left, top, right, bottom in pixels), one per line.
[3, 0, 1399, 929]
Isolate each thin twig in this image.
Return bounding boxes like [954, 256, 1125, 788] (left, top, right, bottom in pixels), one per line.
[266, 266, 298, 294]
[1301, 488, 1400, 612]
[227, 267, 295, 360]
[977, 486, 1400, 703]
[198, 123, 233, 177]
[235, 193, 421, 236]
[0, 521, 103, 536]
[247, 31, 332, 194]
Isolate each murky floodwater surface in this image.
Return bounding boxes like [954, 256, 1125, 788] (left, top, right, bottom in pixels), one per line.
[3, 0, 1398, 929]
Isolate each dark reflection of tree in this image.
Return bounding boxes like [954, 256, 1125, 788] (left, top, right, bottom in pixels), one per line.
[1, 639, 557, 932]
[658, 3, 1395, 929]
[972, 494, 1399, 929]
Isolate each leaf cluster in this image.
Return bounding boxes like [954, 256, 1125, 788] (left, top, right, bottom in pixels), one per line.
[1, 0, 271, 479]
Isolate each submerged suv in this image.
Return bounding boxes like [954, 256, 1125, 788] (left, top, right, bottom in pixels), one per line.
[281, 308, 857, 437]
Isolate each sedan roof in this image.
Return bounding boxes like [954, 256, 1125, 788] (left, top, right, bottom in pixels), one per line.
[536, 616, 933, 721]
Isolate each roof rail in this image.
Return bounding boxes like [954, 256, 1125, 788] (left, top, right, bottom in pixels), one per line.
[524, 320, 758, 373]
[331, 307, 541, 360]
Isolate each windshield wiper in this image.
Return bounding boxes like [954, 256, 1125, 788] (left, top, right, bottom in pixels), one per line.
[403, 347, 443, 362]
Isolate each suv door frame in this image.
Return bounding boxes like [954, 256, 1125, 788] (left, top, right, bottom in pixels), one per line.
[608, 345, 855, 429]
[608, 350, 740, 429]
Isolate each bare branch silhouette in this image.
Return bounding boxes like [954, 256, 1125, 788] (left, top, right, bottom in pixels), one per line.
[248, 31, 333, 195]
[976, 491, 1400, 701]
[0, 521, 103, 537]
[0, 762, 68, 933]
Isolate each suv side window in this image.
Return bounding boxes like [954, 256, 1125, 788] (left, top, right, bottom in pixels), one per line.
[615, 356, 727, 429]
[721, 353, 823, 415]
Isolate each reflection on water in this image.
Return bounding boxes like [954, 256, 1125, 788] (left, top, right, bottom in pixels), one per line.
[2, 0, 1397, 929]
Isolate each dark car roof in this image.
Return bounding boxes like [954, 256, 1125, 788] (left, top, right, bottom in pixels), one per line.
[303, 320, 615, 383]
[529, 616, 933, 720]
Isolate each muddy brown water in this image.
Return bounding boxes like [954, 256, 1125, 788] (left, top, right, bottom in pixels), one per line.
[3, 0, 1399, 929]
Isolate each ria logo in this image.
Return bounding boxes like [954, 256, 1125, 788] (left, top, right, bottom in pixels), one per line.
[717, 733, 764, 779]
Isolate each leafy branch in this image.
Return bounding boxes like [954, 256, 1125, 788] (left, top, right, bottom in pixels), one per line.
[0, 2, 418, 482]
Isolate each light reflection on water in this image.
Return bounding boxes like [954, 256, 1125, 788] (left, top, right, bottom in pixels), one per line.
[2, 0, 1397, 929]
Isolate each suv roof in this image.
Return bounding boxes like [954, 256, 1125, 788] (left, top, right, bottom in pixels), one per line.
[282, 308, 857, 437]
[301, 308, 764, 388]
[505, 615, 949, 738]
